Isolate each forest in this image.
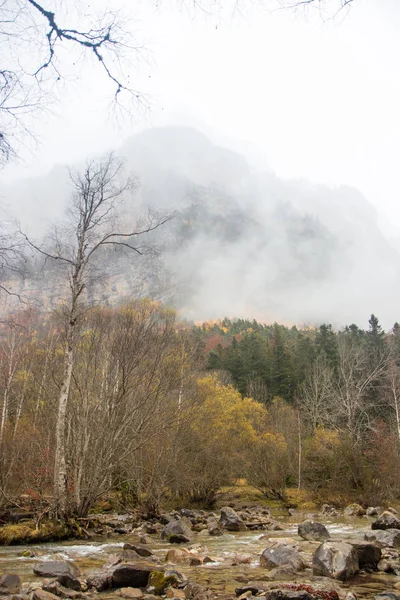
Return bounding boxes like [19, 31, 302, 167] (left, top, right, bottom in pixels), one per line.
[1, 156, 400, 525]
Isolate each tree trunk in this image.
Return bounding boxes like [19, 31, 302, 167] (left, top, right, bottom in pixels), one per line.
[53, 343, 74, 518]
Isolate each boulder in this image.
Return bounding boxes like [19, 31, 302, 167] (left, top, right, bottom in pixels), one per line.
[312, 541, 359, 581]
[232, 554, 252, 565]
[374, 595, 400, 600]
[161, 519, 193, 543]
[42, 581, 83, 599]
[347, 540, 381, 569]
[365, 529, 400, 548]
[235, 583, 267, 596]
[219, 507, 247, 532]
[189, 556, 203, 566]
[0, 574, 22, 595]
[166, 548, 191, 564]
[372, 512, 400, 530]
[56, 574, 83, 591]
[260, 545, 306, 571]
[87, 569, 115, 591]
[298, 520, 330, 542]
[33, 561, 81, 578]
[123, 544, 153, 558]
[344, 504, 366, 517]
[206, 517, 222, 536]
[112, 564, 153, 588]
[366, 507, 379, 516]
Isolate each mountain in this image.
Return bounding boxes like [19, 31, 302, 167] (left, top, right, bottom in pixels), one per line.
[3, 126, 400, 327]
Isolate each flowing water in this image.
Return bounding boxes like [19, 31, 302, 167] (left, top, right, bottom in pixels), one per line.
[0, 513, 398, 598]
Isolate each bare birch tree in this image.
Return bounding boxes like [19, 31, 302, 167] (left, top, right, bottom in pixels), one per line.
[23, 153, 170, 517]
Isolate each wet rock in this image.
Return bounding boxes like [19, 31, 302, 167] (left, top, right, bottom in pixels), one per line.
[219, 507, 247, 532]
[33, 562, 81, 578]
[124, 543, 154, 558]
[42, 581, 83, 599]
[33, 591, 59, 600]
[366, 507, 380, 517]
[344, 504, 366, 517]
[347, 540, 381, 569]
[260, 545, 306, 571]
[184, 582, 212, 600]
[0, 574, 22, 595]
[312, 541, 359, 581]
[166, 548, 191, 564]
[189, 556, 203, 566]
[118, 587, 145, 599]
[161, 519, 193, 544]
[298, 520, 330, 542]
[232, 554, 252, 565]
[166, 589, 186, 599]
[112, 564, 153, 588]
[372, 512, 400, 530]
[374, 594, 400, 600]
[87, 569, 115, 591]
[267, 566, 298, 580]
[148, 570, 185, 595]
[377, 559, 400, 574]
[235, 583, 267, 596]
[321, 505, 339, 517]
[140, 535, 153, 545]
[388, 507, 399, 515]
[365, 529, 400, 548]
[207, 517, 222, 536]
[56, 574, 83, 592]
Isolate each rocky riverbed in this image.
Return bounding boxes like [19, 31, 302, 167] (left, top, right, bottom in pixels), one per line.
[1, 504, 400, 600]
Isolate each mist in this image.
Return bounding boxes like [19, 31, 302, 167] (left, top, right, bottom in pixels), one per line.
[4, 125, 400, 330]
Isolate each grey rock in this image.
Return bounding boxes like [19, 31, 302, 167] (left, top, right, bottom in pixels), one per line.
[365, 529, 400, 548]
[161, 519, 193, 543]
[123, 543, 153, 557]
[260, 545, 306, 571]
[372, 512, 400, 530]
[313, 541, 359, 581]
[298, 520, 330, 542]
[0, 574, 21, 595]
[219, 507, 247, 532]
[33, 562, 81, 579]
[347, 540, 381, 569]
[112, 564, 153, 588]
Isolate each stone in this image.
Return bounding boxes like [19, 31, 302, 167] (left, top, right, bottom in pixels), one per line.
[365, 529, 400, 548]
[267, 566, 298, 580]
[235, 583, 267, 596]
[206, 517, 222, 536]
[112, 564, 153, 588]
[119, 587, 145, 599]
[313, 541, 359, 581]
[32, 591, 59, 600]
[185, 582, 212, 600]
[166, 589, 185, 599]
[298, 520, 330, 542]
[219, 507, 247, 532]
[232, 554, 252, 565]
[347, 540, 381, 569]
[366, 507, 379, 516]
[260, 545, 306, 571]
[87, 570, 115, 591]
[0, 574, 22, 595]
[166, 548, 191, 564]
[33, 561, 81, 578]
[372, 512, 400, 530]
[161, 519, 193, 543]
[56, 574, 83, 591]
[189, 556, 203, 566]
[374, 595, 400, 600]
[42, 581, 83, 599]
[124, 543, 153, 557]
[344, 504, 366, 517]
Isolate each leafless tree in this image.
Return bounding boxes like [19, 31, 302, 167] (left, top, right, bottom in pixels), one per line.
[23, 153, 171, 517]
[0, 0, 143, 165]
[298, 354, 336, 431]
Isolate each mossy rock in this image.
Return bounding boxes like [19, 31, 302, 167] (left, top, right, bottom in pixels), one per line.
[0, 519, 82, 546]
[148, 571, 179, 595]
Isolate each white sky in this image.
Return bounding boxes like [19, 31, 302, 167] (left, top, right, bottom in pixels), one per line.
[3, 0, 400, 236]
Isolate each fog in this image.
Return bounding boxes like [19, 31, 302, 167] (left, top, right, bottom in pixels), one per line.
[3, 125, 400, 329]
[1, 0, 400, 329]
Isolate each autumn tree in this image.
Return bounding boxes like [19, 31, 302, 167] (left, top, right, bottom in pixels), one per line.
[24, 154, 170, 517]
